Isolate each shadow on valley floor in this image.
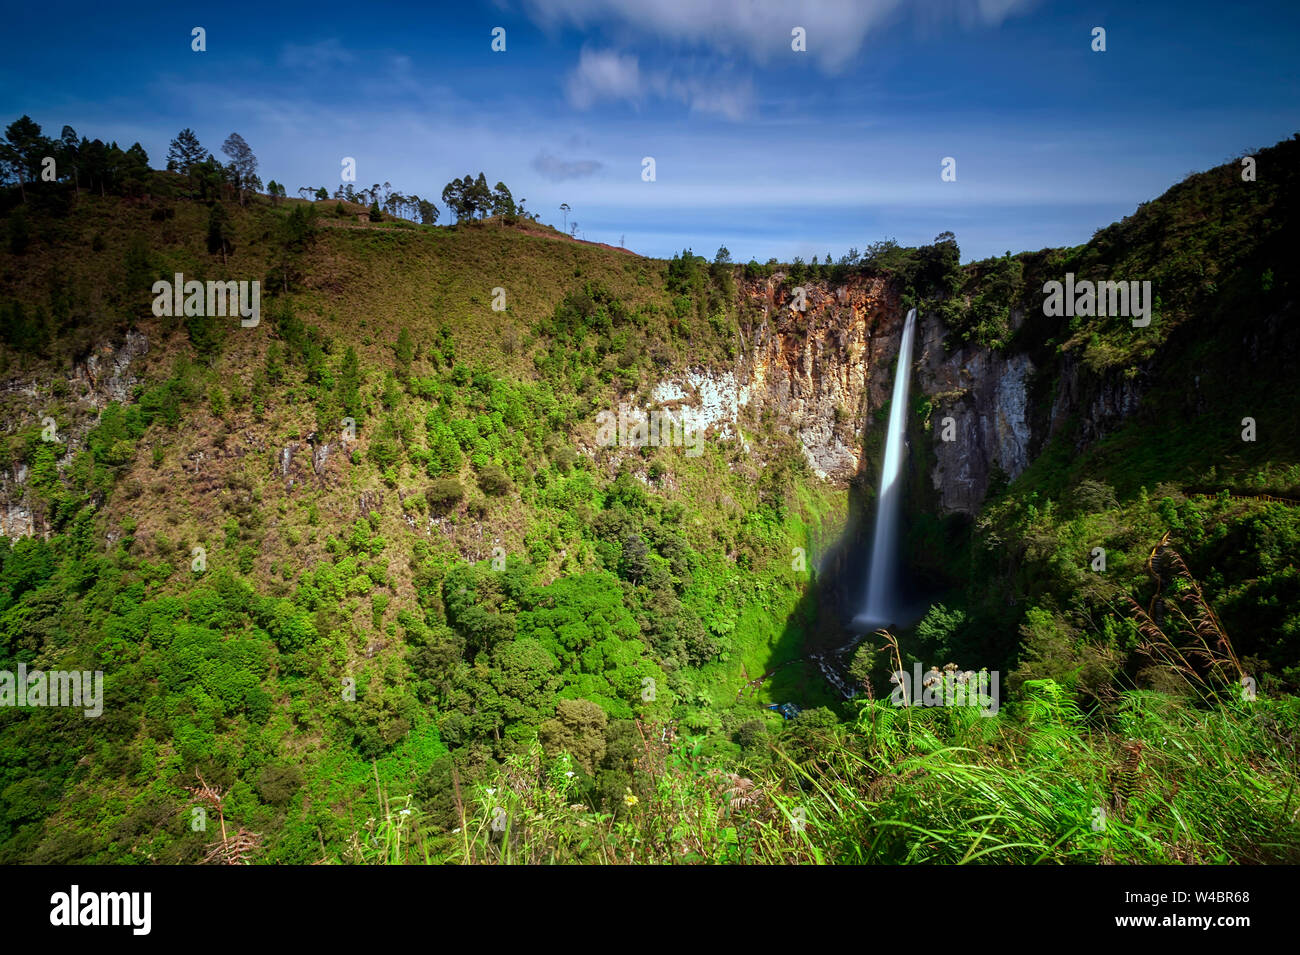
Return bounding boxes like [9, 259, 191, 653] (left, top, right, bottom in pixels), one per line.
[755, 461, 968, 714]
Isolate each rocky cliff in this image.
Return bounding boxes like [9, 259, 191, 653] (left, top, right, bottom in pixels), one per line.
[610, 274, 900, 484]
[0, 274, 1157, 541]
[917, 310, 1037, 514]
[722, 279, 1150, 515]
[0, 330, 149, 538]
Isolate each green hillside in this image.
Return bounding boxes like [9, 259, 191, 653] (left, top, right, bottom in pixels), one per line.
[1, 122, 1298, 865]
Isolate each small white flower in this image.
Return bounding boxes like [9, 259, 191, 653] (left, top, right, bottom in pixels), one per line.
[565, 771, 575, 778]
[399, 808, 411, 816]
[486, 787, 496, 795]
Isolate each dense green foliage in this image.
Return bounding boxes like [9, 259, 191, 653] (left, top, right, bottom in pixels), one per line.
[0, 121, 1296, 864]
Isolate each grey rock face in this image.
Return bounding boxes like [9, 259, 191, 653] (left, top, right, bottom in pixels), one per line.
[0, 331, 150, 540]
[917, 321, 1036, 513]
[74, 329, 149, 408]
[724, 276, 1146, 515]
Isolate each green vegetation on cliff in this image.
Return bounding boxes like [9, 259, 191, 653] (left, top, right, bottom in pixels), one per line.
[0, 118, 1297, 864]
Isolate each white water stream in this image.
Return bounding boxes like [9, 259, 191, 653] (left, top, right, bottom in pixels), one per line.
[855, 306, 918, 630]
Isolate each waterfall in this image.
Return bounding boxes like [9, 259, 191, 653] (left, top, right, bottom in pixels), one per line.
[856, 307, 918, 629]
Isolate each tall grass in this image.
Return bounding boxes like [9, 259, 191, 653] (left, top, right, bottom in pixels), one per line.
[356, 681, 1300, 865]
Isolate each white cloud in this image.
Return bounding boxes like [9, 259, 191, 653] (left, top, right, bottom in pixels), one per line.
[524, 0, 1037, 73]
[566, 46, 754, 120]
[566, 47, 642, 108]
[662, 70, 754, 121]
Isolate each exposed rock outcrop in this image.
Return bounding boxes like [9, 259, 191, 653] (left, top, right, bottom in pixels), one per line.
[739, 275, 896, 479]
[917, 319, 1036, 513]
[0, 331, 150, 539]
[720, 279, 1150, 514]
[627, 275, 902, 482]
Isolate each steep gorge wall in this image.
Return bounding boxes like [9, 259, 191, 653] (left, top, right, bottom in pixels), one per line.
[722, 277, 1152, 515]
[615, 274, 902, 484]
[736, 274, 898, 480]
[0, 274, 1159, 542]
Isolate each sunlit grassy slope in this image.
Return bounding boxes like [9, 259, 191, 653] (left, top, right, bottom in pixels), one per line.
[0, 136, 1297, 864]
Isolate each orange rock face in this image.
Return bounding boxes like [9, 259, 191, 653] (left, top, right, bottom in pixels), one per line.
[738, 273, 903, 482]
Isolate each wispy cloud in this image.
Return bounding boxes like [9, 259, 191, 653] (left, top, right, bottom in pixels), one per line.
[565, 47, 642, 108]
[280, 38, 355, 71]
[565, 46, 754, 120]
[532, 150, 604, 181]
[666, 71, 753, 121]
[525, 0, 1038, 72]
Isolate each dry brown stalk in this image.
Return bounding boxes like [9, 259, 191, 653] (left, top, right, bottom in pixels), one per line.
[185, 769, 262, 865]
[1129, 532, 1244, 696]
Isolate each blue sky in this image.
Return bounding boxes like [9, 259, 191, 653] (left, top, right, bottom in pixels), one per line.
[3, 0, 1298, 262]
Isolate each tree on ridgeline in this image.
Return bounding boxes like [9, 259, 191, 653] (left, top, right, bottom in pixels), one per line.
[120, 143, 150, 196]
[190, 153, 228, 201]
[491, 181, 515, 217]
[473, 173, 491, 219]
[78, 137, 107, 196]
[439, 173, 516, 223]
[441, 177, 468, 222]
[166, 128, 207, 174]
[1, 115, 53, 202]
[220, 132, 260, 206]
[59, 125, 80, 192]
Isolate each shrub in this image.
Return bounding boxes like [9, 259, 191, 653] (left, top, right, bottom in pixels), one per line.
[552, 446, 579, 474]
[428, 477, 464, 511]
[478, 463, 512, 496]
[1070, 479, 1118, 514]
[256, 764, 303, 806]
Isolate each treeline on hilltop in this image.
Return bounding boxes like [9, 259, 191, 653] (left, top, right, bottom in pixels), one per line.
[0, 116, 150, 206]
[0, 115, 534, 231]
[0, 110, 976, 310]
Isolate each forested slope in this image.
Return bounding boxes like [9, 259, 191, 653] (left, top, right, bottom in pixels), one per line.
[0, 123, 1297, 864]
